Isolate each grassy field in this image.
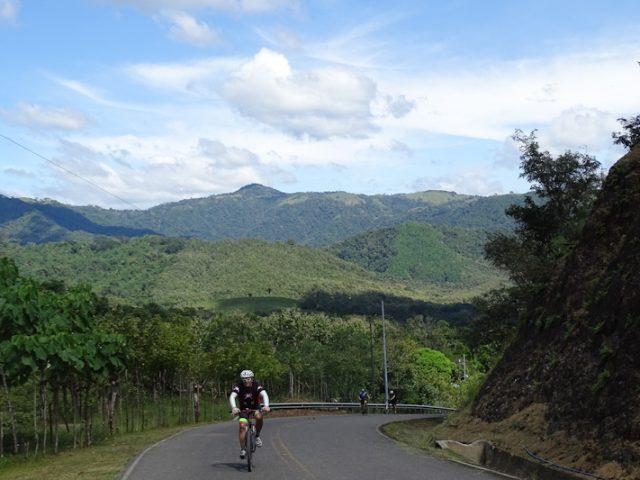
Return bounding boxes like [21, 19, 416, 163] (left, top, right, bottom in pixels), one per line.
[215, 295, 298, 314]
[0, 425, 192, 480]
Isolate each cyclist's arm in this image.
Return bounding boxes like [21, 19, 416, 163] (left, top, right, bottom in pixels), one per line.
[260, 390, 270, 409]
[229, 391, 239, 411]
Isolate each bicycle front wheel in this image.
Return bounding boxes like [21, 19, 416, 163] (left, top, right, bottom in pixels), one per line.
[245, 428, 254, 471]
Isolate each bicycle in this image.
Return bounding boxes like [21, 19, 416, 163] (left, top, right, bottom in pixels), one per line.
[360, 399, 368, 415]
[235, 408, 262, 472]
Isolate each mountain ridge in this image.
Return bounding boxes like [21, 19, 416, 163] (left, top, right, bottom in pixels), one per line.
[1, 186, 522, 246]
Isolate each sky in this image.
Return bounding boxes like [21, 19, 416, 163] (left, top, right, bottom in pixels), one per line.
[1, 0, 639, 209]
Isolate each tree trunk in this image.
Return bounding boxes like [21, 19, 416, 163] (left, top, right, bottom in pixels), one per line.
[71, 380, 78, 448]
[52, 386, 60, 454]
[1, 366, 18, 454]
[288, 368, 294, 398]
[108, 379, 118, 435]
[61, 385, 70, 433]
[135, 368, 144, 432]
[41, 383, 47, 454]
[84, 386, 91, 447]
[33, 379, 39, 456]
[193, 383, 200, 423]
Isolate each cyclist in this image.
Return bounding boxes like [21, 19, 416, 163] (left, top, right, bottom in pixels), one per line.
[229, 369, 271, 459]
[359, 388, 369, 415]
[388, 389, 397, 413]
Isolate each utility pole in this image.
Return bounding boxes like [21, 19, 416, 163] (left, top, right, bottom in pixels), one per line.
[381, 300, 389, 411]
[368, 316, 375, 392]
[462, 353, 467, 380]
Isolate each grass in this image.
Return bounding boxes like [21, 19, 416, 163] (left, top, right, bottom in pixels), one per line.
[215, 296, 299, 314]
[380, 417, 465, 463]
[381, 417, 441, 450]
[0, 424, 192, 480]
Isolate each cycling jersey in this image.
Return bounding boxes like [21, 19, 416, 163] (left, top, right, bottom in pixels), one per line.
[232, 381, 266, 410]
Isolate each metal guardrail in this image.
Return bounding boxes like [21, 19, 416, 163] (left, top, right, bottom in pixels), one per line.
[269, 402, 455, 416]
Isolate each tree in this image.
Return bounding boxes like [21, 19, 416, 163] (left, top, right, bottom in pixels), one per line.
[0, 258, 127, 452]
[485, 130, 603, 288]
[472, 131, 604, 367]
[612, 114, 640, 151]
[407, 347, 456, 405]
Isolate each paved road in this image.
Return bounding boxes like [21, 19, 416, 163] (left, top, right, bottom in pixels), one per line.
[119, 414, 502, 480]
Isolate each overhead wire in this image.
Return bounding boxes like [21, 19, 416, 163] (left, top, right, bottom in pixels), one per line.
[0, 133, 171, 241]
[0, 133, 144, 211]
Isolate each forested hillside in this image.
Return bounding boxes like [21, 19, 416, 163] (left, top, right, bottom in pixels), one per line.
[0, 235, 484, 309]
[328, 221, 501, 287]
[0, 185, 520, 246]
[0, 195, 154, 244]
[76, 185, 520, 246]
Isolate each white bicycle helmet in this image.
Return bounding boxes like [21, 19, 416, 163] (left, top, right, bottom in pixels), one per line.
[240, 369, 254, 379]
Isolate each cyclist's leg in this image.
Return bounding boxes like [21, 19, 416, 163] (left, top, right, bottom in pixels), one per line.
[254, 411, 265, 446]
[254, 411, 264, 435]
[239, 414, 249, 456]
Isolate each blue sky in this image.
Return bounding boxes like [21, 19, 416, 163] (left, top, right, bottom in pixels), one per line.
[1, 0, 639, 209]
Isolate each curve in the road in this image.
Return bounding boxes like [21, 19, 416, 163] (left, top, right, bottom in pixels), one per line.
[119, 414, 503, 480]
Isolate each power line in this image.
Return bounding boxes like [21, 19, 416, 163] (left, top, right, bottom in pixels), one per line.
[0, 134, 191, 243]
[0, 134, 143, 211]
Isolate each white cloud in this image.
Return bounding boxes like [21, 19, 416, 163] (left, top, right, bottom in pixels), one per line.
[126, 57, 240, 94]
[1, 102, 90, 130]
[3, 167, 36, 178]
[48, 135, 287, 208]
[222, 48, 378, 139]
[197, 138, 261, 168]
[384, 94, 416, 118]
[412, 170, 504, 196]
[0, 0, 19, 22]
[54, 77, 152, 112]
[389, 139, 413, 156]
[106, 0, 294, 13]
[156, 9, 219, 46]
[539, 106, 620, 153]
[492, 136, 521, 170]
[239, 0, 295, 13]
[380, 43, 640, 144]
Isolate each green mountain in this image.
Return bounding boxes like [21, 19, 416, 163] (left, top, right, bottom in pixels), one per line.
[0, 195, 155, 244]
[62, 184, 521, 247]
[328, 221, 504, 289]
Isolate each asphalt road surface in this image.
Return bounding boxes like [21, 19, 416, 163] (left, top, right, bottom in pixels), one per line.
[119, 413, 502, 480]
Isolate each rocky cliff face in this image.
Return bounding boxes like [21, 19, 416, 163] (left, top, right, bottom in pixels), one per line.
[471, 145, 640, 478]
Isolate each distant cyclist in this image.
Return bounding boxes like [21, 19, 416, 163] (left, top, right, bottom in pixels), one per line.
[388, 389, 397, 413]
[359, 388, 369, 415]
[229, 370, 271, 459]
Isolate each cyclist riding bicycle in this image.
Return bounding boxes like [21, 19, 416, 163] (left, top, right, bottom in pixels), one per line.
[388, 389, 398, 413]
[229, 369, 271, 459]
[359, 388, 369, 415]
